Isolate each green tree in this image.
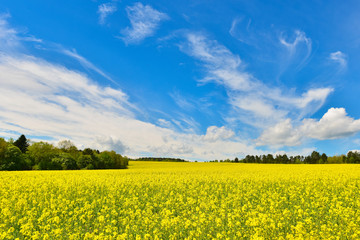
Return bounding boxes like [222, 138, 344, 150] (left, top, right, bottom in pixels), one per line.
[1, 145, 26, 170]
[14, 134, 29, 153]
[267, 154, 274, 164]
[99, 151, 114, 169]
[320, 153, 328, 164]
[27, 142, 59, 170]
[52, 153, 78, 170]
[76, 155, 94, 169]
[309, 151, 321, 164]
[327, 155, 344, 164]
[58, 140, 80, 160]
[0, 138, 7, 160]
[347, 151, 360, 163]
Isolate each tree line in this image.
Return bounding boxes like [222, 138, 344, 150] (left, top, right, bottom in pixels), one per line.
[210, 151, 360, 164]
[0, 135, 129, 171]
[134, 157, 187, 162]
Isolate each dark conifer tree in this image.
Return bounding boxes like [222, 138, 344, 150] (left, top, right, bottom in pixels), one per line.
[14, 134, 29, 153]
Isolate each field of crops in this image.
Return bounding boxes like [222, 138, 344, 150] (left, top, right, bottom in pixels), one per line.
[1, 162, 360, 239]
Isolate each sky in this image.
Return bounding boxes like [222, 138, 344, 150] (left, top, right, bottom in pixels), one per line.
[1, 0, 360, 161]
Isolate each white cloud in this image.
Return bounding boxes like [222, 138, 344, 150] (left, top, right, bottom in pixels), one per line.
[279, 30, 312, 72]
[98, 2, 117, 25]
[93, 136, 128, 154]
[0, 17, 262, 161]
[61, 48, 117, 85]
[280, 30, 311, 53]
[228, 17, 256, 47]
[301, 108, 360, 140]
[120, 2, 169, 44]
[294, 88, 334, 109]
[157, 119, 174, 129]
[230, 95, 284, 119]
[0, 53, 259, 160]
[182, 33, 252, 91]
[150, 143, 194, 155]
[0, 54, 192, 157]
[202, 126, 235, 142]
[256, 119, 302, 147]
[0, 13, 20, 51]
[257, 108, 360, 147]
[348, 150, 360, 154]
[1, 13, 353, 159]
[229, 18, 239, 37]
[169, 91, 196, 111]
[180, 32, 332, 127]
[330, 51, 347, 69]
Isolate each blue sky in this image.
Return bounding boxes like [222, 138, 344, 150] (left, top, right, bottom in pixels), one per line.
[1, 0, 360, 160]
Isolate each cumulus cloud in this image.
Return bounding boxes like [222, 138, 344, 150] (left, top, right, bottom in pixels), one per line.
[257, 108, 360, 147]
[202, 126, 235, 142]
[301, 108, 360, 140]
[150, 143, 194, 155]
[93, 136, 128, 154]
[98, 2, 117, 25]
[256, 119, 302, 147]
[120, 2, 168, 44]
[330, 51, 347, 69]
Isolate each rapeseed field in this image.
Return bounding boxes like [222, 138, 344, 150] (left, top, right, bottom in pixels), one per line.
[1, 162, 360, 239]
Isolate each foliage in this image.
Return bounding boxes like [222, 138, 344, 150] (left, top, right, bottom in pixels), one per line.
[0, 138, 27, 170]
[0, 135, 128, 170]
[13, 134, 29, 153]
[212, 151, 329, 164]
[135, 157, 187, 162]
[345, 151, 360, 163]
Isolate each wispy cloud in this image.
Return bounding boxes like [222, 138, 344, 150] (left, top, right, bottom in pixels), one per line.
[229, 17, 256, 46]
[61, 48, 117, 85]
[120, 2, 169, 44]
[98, 2, 117, 25]
[169, 91, 196, 111]
[280, 30, 312, 54]
[329, 51, 347, 69]
[0, 13, 20, 51]
[179, 32, 332, 128]
[279, 30, 312, 71]
[229, 19, 313, 77]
